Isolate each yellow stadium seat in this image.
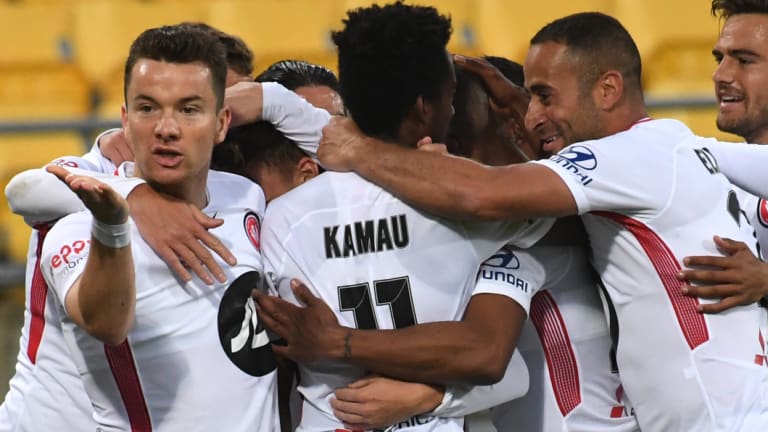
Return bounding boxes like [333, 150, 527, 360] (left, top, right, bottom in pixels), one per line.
[613, 0, 720, 96]
[0, 3, 90, 119]
[0, 132, 86, 263]
[209, 0, 340, 74]
[72, 0, 210, 118]
[0, 66, 90, 120]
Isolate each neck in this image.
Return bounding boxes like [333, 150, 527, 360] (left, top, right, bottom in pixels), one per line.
[746, 130, 768, 145]
[136, 169, 209, 209]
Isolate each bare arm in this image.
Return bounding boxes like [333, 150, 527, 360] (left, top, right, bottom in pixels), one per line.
[319, 120, 576, 221]
[47, 165, 135, 346]
[255, 282, 526, 385]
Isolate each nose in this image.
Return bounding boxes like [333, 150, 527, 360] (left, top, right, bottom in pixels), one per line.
[524, 99, 545, 133]
[713, 56, 734, 87]
[154, 111, 180, 141]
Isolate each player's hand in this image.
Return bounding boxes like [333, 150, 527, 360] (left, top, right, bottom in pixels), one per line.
[98, 129, 133, 167]
[225, 81, 264, 127]
[331, 375, 444, 430]
[319, 116, 367, 172]
[678, 236, 768, 313]
[454, 54, 538, 152]
[252, 279, 347, 363]
[46, 165, 128, 225]
[126, 184, 236, 285]
[416, 136, 448, 154]
[454, 54, 529, 117]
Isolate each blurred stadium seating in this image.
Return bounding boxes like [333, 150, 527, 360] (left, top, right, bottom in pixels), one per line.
[0, 0, 744, 398]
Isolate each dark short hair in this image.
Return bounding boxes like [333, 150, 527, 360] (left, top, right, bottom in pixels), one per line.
[712, 0, 768, 19]
[255, 59, 339, 91]
[483, 56, 524, 87]
[212, 121, 311, 175]
[331, 1, 452, 140]
[124, 24, 228, 109]
[531, 12, 642, 94]
[180, 22, 255, 78]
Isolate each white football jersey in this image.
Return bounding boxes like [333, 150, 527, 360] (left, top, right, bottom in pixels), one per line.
[40, 170, 278, 432]
[476, 218, 638, 432]
[0, 148, 112, 432]
[261, 171, 553, 432]
[534, 119, 768, 431]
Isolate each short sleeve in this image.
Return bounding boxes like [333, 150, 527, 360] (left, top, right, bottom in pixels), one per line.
[40, 212, 93, 314]
[473, 246, 546, 315]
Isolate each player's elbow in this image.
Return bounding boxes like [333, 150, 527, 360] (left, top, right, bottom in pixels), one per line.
[83, 321, 131, 346]
[471, 356, 511, 385]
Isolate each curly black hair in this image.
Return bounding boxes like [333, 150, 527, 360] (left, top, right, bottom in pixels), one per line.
[332, 1, 452, 140]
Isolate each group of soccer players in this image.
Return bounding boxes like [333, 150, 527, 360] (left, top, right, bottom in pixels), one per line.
[3, 0, 768, 431]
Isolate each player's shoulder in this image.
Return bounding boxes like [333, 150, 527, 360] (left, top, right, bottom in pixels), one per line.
[207, 170, 265, 213]
[267, 171, 375, 213]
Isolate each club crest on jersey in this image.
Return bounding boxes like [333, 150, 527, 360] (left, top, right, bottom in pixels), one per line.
[549, 145, 596, 185]
[759, 199, 768, 228]
[243, 212, 261, 251]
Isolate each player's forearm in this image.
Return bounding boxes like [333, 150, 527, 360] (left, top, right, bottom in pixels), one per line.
[353, 139, 570, 220]
[339, 322, 511, 385]
[75, 237, 135, 346]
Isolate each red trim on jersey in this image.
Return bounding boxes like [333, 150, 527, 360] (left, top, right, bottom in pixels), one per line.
[593, 211, 709, 349]
[27, 225, 52, 364]
[104, 340, 152, 431]
[530, 290, 581, 416]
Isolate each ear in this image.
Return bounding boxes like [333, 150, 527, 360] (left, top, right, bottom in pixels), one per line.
[414, 94, 431, 125]
[215, 106, 232, 144]
[294, 156, 319, 184]
[596, 70, 623, 110]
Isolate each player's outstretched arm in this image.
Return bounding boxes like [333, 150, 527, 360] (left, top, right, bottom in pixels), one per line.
[678, 236, 768, 313]
[46, 165, 134, 345]
[319, 117, 577, 221]
[255, 281, 526, 384]
[126, 184, 235, 285]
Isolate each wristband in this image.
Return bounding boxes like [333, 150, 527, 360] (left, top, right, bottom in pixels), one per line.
[91, 218, 131, 248]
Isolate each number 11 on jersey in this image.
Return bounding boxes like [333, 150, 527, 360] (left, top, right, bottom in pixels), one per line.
[337, 276, 417, 330]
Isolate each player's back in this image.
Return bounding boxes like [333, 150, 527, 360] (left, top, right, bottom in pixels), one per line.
[263, 172, 547, 432]
[41, 170, 278, 432]
[488, 217, 638, 432]
[565, 119, 768, 431]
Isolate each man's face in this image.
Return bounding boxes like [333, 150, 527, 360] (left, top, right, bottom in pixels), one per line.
[524, 41, 602, 154]
[122, 59, 228, 190]
[712, 13, 768, 143]
[295, 85, 345, 116]
[426, 56, 457, 144]
[447, 76, 489, 157]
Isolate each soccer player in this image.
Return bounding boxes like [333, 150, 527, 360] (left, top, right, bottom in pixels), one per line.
[318, 12, 768, 431]
[38, 25, 277, 431]
[677, 0, 768, 316]
[268, 56, 638, 432]
[255, 3, 552, 431]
